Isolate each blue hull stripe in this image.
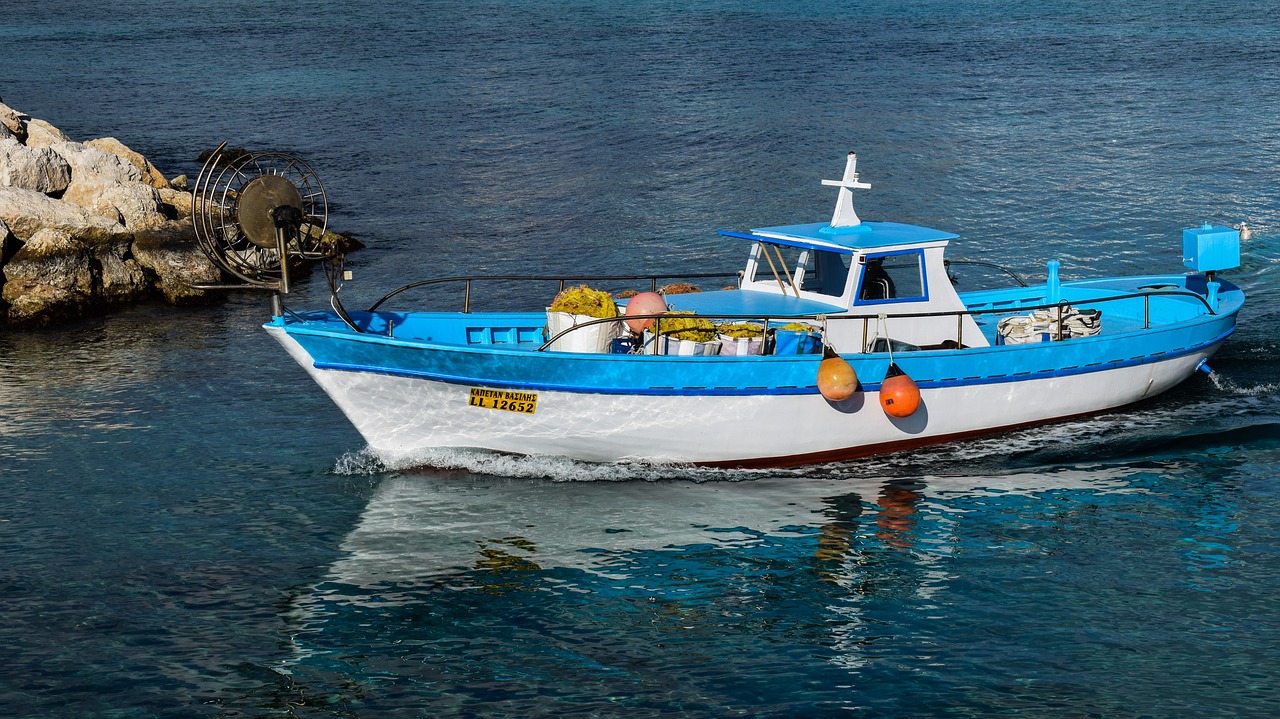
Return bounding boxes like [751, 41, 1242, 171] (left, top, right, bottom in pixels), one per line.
[307, 326, 1233, 397]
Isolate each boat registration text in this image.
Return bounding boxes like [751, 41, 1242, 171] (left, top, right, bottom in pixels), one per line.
[468, 388, 538, 414]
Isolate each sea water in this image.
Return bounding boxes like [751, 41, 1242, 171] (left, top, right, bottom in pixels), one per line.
[2, 1, 1279, 716]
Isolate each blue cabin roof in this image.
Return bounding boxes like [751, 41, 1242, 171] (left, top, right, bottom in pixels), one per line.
[719, 221, 959, 253]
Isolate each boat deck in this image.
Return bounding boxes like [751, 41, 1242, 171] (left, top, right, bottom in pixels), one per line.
[283, 273, 1238, 356]
[964, 274, 1229, 345]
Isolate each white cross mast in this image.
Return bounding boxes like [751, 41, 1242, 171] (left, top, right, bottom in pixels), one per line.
[821, 151, 872, 228]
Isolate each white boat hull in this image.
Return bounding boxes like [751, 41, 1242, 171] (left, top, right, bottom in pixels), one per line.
[269, 326, 1215, 467]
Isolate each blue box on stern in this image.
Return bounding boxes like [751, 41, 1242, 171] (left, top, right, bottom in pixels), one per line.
[1182, 223, 1240, 273]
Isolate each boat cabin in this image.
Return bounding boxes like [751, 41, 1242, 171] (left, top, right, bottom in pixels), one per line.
[723, 221, 987, 351]
[667, 153, 988, 353]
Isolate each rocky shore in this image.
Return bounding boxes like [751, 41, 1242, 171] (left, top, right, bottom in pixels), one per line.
[0, 102, 351, 329]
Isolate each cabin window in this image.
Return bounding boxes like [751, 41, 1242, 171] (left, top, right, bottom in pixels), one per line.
[748, 242, 852, 298]
[855, 250, 927, 304]
[748, 243, 804, 293]
[800, 250, 852, 297]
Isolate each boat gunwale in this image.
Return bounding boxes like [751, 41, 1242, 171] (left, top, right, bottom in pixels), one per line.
[279, 279, 1238, 356]
[301, 324, 1235, 397]
[274, 300, 1239, 397]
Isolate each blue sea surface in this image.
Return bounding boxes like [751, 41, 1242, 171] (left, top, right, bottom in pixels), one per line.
[2, 1, 1280, 716]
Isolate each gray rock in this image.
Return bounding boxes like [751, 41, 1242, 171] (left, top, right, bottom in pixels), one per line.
[87, 137, 169, 189]
[0, 222, 172, 326]
[0, 101, 27, 143]
[24, 118, 70, 148]
[50, 141, 165, 229]
[99, 238, 151, 304]
[0, 188, 145, 325]
[0, 186, 124, 242]
[157, 186, 192, 219]
[132, 220, 224, 305]
[1, 227, 98, 326]
[62, 180, 165, 230]
[49, 140, 143, 185]
[0, 138, 73, 194]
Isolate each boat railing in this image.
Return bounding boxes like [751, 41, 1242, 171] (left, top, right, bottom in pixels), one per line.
[536, 289, 1220, 353]
[367, 273, 741, 313]
[944, 259, 1029, 287]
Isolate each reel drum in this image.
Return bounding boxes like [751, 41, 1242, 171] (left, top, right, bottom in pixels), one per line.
[191, 143, 334, 289]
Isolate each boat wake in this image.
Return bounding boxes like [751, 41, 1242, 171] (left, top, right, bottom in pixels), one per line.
[1207, 369, 1280, 397]
[331, 448, 391, 476]
[893, 389, 1280, 473]
[331, 445, 775, 483]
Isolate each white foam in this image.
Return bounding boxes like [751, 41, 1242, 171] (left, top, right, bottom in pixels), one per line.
[333, 445, 776, 483]
[332, 447, 388, 475]
[1208, 370, 1280, 397]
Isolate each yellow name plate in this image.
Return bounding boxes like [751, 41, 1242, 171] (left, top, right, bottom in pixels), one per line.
[468, 388, 538, 414]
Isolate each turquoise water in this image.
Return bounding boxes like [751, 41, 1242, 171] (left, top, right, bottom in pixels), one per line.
[3, 1, 1280, 716]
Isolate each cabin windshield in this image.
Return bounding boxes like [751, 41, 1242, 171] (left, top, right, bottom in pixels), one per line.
[747, 242, 851, 299]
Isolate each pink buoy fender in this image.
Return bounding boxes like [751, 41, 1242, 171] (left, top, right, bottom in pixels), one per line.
[624, 292, 668, 332]
[879, 362, 920, 418]
[817, 354, 859, 401]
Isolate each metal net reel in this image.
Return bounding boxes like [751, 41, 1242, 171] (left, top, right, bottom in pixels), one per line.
[191, 143, 335, 291]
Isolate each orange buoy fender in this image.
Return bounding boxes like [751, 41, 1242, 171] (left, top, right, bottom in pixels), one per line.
[623, 292, 668, 332]
[879, 362, 920, 418]
[817, 355, 859, 401]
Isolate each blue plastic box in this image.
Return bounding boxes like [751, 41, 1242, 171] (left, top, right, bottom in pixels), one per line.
[1183, 223, 1240, 273]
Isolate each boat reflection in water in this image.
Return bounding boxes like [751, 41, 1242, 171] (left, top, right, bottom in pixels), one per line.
[283, 461, 1146, 685]
[316, 467, 1135, 581]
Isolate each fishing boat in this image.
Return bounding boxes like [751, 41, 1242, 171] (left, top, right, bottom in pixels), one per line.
[192, 149, 1245, 468]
